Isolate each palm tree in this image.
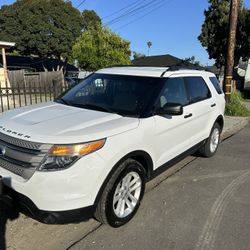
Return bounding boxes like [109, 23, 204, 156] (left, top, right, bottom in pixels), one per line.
[147, 41, 152, 56]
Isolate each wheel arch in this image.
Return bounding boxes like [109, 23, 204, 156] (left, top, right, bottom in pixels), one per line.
[94, 150, 153, 206]
[215, 115, 224, 132]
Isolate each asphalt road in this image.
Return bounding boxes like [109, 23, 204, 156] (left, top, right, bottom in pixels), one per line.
[69, 125, 250, 250]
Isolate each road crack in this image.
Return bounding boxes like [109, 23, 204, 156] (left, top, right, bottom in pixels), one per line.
[65, 224, 102, 250]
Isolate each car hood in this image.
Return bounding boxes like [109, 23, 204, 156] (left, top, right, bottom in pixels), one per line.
[0, 102, 139, 144]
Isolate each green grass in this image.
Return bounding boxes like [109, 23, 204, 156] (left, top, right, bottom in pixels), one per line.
[225, 90, 250, 117]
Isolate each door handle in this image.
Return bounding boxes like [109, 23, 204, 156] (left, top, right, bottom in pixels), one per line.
[211, 103, 216, 107]
[184, 113, 192, 119]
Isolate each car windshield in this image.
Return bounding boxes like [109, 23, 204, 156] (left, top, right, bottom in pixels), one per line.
[56, 73, 164, 117]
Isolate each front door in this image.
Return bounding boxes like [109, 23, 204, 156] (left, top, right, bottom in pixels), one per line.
[153, 77, 191, 168]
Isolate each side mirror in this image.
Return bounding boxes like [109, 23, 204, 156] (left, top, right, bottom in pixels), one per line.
[155, 103, 183, 116]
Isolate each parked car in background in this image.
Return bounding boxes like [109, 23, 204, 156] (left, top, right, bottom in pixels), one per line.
[64, 76, 81, 88]
[65, 71, 92, 88]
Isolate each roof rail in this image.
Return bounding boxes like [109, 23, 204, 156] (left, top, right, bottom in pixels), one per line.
[103, 64, 206, 77]
[104, 64, 168, 68]
[167, 65, 205, 70]
[160, 65, 206, 77]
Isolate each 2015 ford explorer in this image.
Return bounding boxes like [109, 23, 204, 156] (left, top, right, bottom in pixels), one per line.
[0, 66, 225, 227]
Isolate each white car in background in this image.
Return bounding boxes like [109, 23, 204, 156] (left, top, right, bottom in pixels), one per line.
[0, 66, 225, 227]
[238, 59, 250, 91]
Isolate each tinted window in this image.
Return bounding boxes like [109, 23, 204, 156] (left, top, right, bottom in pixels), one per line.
[185, 77, 211, 103]
[158, 77, 189, 108]
[58, 73, 163, 117]
[209, 77, 223, 94]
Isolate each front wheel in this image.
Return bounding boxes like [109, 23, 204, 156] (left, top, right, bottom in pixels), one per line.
[94, 159, 146, 227]
[198, 122, 221, 157]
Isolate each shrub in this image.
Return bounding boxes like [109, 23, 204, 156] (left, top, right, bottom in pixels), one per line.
[225, 90, 250, 117]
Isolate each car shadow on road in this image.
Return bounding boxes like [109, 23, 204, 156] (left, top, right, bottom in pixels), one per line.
[0, 199, 20, 249]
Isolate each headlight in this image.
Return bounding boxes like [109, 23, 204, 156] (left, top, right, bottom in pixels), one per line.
[38, 139, 106, 171]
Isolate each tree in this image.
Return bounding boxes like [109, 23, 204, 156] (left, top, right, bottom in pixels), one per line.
[198, 0, 250, 67]
[133, 51, 146, 60]
[147, 41, 152, 56]
[82, 10, 102, 31]
[72, 26, 131, 71]
[0, 0, 83, 62]
[182, 56, 202, 67]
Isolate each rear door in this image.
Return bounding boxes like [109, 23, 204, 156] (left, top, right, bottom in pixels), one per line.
[183, 75, 216, 145]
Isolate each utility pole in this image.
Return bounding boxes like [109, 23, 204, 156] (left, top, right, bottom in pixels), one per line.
[224, 0, 239, 103]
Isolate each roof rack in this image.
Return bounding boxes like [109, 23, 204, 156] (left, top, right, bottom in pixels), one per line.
[160, 65, 206, 77]
[104, 64, 168, 68]
[104, 64, 206, 77]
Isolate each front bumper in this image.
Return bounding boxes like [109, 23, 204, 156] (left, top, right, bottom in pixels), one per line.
[0, 177, 95, 224]
[0, 150, 107, 212]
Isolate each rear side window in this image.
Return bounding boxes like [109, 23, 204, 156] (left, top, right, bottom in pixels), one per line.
[209, 77, 223, 94]
[185, 76, 211, 104]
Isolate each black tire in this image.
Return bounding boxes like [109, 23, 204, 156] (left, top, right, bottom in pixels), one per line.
[94, 159, 146, 227]
[199, 122, 221, 157]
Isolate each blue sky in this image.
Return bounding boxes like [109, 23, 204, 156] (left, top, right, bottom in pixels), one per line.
[1, 0, 250, 65]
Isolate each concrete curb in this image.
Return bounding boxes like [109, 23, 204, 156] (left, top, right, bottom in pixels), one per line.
[221, 116, 250, 141]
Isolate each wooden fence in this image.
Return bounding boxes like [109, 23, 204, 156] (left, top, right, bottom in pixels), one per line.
[8, 70, 64, 88]
[0, 70, 67, 112]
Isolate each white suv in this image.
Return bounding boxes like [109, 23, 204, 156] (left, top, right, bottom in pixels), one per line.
[0, 66, 225, 227]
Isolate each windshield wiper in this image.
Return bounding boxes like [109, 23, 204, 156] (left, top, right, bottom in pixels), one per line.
[71, 103, 114, 113]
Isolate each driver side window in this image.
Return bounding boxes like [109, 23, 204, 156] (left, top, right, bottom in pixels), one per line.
[158, 77, 188, 108]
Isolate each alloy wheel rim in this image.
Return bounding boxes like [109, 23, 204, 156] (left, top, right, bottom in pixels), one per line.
[113, 171, 142, 218]
[210, 128, 220, 153]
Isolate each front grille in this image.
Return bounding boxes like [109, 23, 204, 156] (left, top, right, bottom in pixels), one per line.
[0, 157, 25, 177]
[0, 133, 51, 179]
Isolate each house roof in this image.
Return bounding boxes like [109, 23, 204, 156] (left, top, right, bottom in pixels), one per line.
[132, 54, 183, 67]
[0, 55, 78, 72]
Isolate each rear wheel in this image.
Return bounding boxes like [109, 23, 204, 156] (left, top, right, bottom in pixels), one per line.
[94, 159, 146, 227]
[199, 123, 221, 157]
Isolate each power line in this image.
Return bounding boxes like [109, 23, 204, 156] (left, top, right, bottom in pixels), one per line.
[76, 0, 87, 10]
[104, 0, 163, 26]
[102, 0, 144, 20]
[103, 0, 167, 27]
[114, 0, 173, 31]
